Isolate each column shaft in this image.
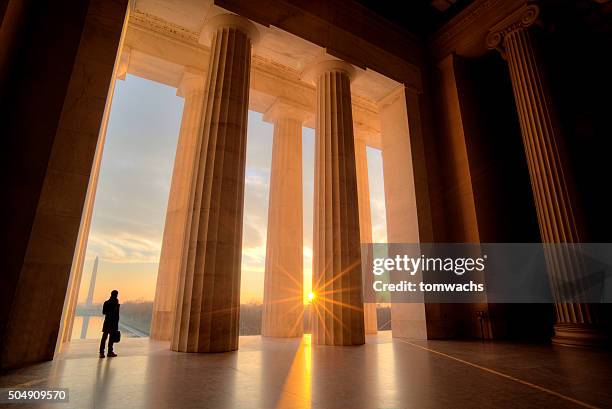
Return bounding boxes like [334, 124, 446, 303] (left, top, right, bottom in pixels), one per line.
[262, 116, 304, 338]
[172, 16, 255, 352]
[151, 69, 205, 340]
[355, 138, 377, 334]
[505, 28, 590, 323]
[310, 61, 365, 346]
[487, 5, 604, 345]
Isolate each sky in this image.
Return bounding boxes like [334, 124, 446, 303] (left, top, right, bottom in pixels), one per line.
[79, 75, 387, 304]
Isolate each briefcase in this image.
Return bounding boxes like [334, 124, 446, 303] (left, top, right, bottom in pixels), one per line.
[111, 330, 121, 343]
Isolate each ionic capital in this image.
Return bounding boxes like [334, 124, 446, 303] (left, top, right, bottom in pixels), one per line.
[263, 98, 312, 124]
[200, 13, 260, 46]
[301, 59, 356, 85]
[486, 4, 540, 54]
[176, 67, 206, 97]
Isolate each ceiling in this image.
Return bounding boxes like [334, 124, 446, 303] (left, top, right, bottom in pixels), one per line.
[133, 0, 402, 104]
[133, 0, 213, 32]
[354, 0, 475, 37]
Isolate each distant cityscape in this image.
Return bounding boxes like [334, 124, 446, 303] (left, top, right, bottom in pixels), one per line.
[75, 301, 392, 338]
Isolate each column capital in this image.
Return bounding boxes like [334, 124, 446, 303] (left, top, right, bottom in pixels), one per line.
[301, 59, 356, 85]
[486, 4, 540, 53]
[263, 98, 312, 124]
[200, 13, 260, 46]
[177, 67, 206, 97]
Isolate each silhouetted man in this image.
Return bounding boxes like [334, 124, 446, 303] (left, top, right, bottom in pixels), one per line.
[99, 290, 120, 358]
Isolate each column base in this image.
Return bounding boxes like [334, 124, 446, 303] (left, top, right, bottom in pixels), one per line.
[552, 323, 609, 347]
[150, 310, 173, 341]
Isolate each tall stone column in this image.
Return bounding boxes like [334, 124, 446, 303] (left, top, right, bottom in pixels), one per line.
[487, 4, 605, 346]
[354, 136, 377, 334]
[171, 14, 258, 353]
[305, 60, 365, 346]
[261, 99, 309, 338]
[151, 68, 206, 341]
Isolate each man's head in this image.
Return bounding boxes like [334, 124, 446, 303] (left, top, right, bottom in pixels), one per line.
[110, 290, 119, 298]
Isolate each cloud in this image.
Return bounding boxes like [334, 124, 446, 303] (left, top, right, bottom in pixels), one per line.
[242, 221, 264, 248]
[372, 224, 388, 244]
[245, 169, 269, 190]
[369, 198, 388, 243]
[86, 231, 161, 264]
[242, 166, 270, 253]
[302, 245, 312, 261]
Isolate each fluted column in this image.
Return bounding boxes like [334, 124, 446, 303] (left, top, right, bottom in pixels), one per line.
[305, 60, 365, 346]
[261, 99, 310, 338]
[354, 136, 377, 334]
[487, 5, 605, 346]
[151, 68, 206, 341]
[171, 14, 258, 353]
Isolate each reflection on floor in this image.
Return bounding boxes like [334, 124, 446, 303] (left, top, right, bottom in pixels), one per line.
[1, 331, 610, 408]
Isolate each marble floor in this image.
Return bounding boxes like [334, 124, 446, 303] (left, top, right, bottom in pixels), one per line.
[1, 331, 610, 409]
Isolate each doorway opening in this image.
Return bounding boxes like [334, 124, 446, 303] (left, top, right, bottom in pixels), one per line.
[69, 75, 183, 340]
[365, 147, 391, 331]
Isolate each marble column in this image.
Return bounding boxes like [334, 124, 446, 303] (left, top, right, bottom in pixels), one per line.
[261, 99, 309, 338]
[171, 14, 258, 353]
[354, 136, 377, 334]
[487, 4, 605, 346]
[151, 68, 206, 341]
[305, 60, 365, 346]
